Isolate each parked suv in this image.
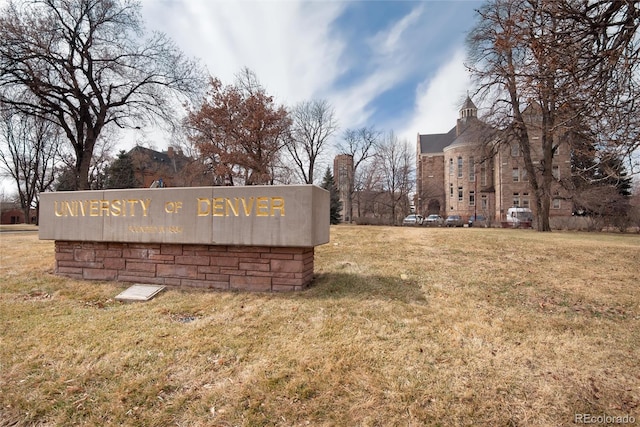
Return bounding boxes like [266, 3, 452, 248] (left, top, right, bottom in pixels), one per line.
[445, 215, 464, 227]
[402, 214, 423, 226]
[424, 214, 444, 227]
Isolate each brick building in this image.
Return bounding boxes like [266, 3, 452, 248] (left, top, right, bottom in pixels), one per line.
[128, 146, 192, 188]
[0, 202, 36, 225]
[416, 97, 573, 223]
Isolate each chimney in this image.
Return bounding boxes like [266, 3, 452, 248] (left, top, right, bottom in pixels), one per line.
[167, 146, 174, 158]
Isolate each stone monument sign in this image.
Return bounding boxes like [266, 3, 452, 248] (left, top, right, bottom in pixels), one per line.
[39, 185, 330, 291]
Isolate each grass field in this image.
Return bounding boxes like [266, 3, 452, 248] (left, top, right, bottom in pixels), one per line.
[0, 225, 639, 426]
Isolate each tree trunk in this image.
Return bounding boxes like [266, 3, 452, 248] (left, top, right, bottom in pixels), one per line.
[76, 156, 88, 190]
[535, 189, 551, 231]
[76, 139, 96, 190]
[22, 206, 31, 225]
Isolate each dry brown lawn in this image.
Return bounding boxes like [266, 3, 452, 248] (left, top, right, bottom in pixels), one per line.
[0, 226, 638, 426]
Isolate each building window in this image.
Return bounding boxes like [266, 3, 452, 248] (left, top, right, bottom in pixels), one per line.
[552, 198, 561, 209]
[449, 183, 453, 198]
[511, 143, 519, 157]
[513, 192, 520, 207]
[512, 168, 519, 182]
[522, 193, 530, 208]
[458, 186, 463, 202]
[481, 195, 488, 210]
[469, 156, 475, 181]
[457, 157, 463, 178]
[522, 168, 528, 182]
[552, 165, 560, 180]
[449, 158, 454, 175]
[469, 190, 475, 206]
[480, 165, 487, 186]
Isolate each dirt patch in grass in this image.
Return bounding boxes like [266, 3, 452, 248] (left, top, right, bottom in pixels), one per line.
[0, 227, 639, 426]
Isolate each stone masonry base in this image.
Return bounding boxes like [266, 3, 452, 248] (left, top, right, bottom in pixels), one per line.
[54, 241, 315, 291]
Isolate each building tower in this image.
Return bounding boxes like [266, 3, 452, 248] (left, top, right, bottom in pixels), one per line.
[333, 154, 353, 222]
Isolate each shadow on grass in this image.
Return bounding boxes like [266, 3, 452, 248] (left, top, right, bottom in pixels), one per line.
[301, 272, 427, 304]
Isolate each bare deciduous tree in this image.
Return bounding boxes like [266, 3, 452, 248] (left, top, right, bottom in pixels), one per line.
[0, 0, 202, 190]
[375, 132, 415, 225]
[286, 99, 338, 184]
[467, 0, 639, 231]
[0, 106, 60, 224]
[336, 126, 380, 221]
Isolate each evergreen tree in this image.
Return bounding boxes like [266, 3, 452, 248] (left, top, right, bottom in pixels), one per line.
[104, 151, 140, 189]
[599, 156, 633, 198]
[54, 166, 78, 191]
[320, 167, 342, 225]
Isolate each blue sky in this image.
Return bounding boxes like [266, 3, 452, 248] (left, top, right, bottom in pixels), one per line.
[0, 0, 485, 195]
[140, 0, 483, 144]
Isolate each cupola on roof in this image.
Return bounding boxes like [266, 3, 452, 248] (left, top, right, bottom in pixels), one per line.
[460, 96, 477, 119]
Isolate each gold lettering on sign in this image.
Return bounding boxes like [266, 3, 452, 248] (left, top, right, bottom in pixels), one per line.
[256, 197, 269, 216]
[241, 197, 254, 216]
[100, 200, 110, 216]
[90, 200, 100, 216]
[212, 197, 225, 217]
[140, 198, 151, 217]
[271, 197, 285, 216]
[78, 200, 88, 216]
[226, 198, 239, 216]
[197, 197, 285, 217]
[111, 199, 122, 216]
[127, 199, 138, 216]
[197, 198, 211, 216]
[53, 199, 152, 217]
[164, 201, 182, 214]
[52, 196, 286, 218]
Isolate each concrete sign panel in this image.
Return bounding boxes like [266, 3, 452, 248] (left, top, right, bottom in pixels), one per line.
[39, 185, 330, 247]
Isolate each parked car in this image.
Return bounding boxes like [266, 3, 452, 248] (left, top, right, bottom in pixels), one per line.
[468, 214, 487, 227]
[424, 214, 444, 227]
[445, 215, 464, 227]
[402, 214, 423, 226]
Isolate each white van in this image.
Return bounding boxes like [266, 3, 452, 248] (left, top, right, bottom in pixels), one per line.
[506, 207, 533, 226]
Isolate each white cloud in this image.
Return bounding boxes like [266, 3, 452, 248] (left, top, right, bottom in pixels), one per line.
[398, 49, 471, 142]
[327, 65, 406, 130]
[141, 0, 346, 105]
[369, 4, 425, 57]
[325, 4, 430, 130]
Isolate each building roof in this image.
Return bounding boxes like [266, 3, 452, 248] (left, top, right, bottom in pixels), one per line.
[130, 146, 172, 164]
[445, 117, 493, 150]
[419, 97, 497, 155]
[419, 126, 456, 155]
[128, 145, 190, 173]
